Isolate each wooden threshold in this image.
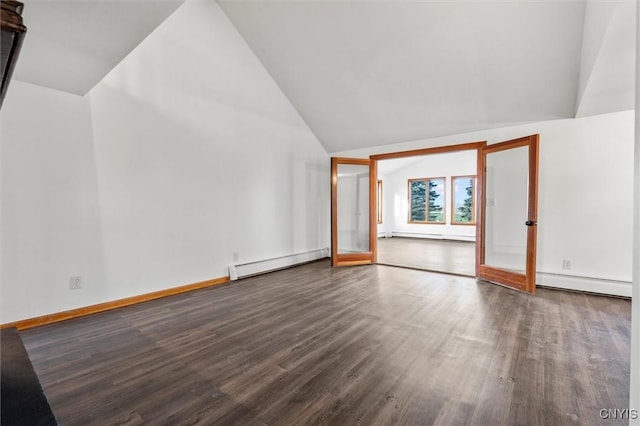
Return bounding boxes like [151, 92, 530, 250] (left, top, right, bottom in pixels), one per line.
[0, 276, 229, 331]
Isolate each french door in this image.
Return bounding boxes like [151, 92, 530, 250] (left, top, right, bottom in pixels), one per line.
[330, 136, 539, 294]
[330, 157, 377, 266]
[476, 135, 540, 293]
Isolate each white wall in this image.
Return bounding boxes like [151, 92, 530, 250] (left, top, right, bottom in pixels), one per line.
[379, 150, 477, 241]
[1, 81, 108, 323]
[333, 111, 635, 296]
[0, 0, 329, 323]
[90, 0, 329, 301]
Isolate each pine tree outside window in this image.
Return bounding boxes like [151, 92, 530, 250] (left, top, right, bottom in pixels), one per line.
[408, 177, 445, 224]
[452, 175, 476, 225]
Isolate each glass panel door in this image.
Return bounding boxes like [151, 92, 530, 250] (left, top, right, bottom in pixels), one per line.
[477, 135, 539, 293]
[484, 146, 528, 272]
[331, 158, 376, 266]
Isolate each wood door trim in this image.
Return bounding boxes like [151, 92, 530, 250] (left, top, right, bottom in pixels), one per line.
[337, 252, 373, 262]
[481, 136, 531, 154]
[477, 134, 539, 293]
[332, 157, 371, 165]
[369, 159, 378, 263]
[331, 157, 339, 266]
[475, 146, 485, 276]
[477, 265, 526, 291]
[331, 157, 375, 266]
[370, 141, 486, 161]
[334, 260, 372, 267]
[366, 141, 487, 275]
[525, 135, 540, 292]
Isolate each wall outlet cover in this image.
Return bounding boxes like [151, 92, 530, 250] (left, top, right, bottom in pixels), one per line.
[69, 276, 82, 290]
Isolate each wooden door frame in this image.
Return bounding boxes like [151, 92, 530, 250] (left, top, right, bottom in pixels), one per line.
[370, 141, 487, 276]
[331, 157, 377, 266]
[337, 137, 538, 291]
[476, 135, 539, 293]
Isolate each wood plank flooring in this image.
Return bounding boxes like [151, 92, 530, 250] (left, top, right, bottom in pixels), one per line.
[21, 260, 631, 425]
[377, 237, 476, 276]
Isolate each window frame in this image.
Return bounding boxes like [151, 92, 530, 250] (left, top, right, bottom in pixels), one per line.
[451, 175, 476, 226]
[407, 177, 446, 225]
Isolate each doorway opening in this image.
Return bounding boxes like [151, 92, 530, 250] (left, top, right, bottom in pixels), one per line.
[331, 135, 539, 293]
[374, 145, 480, 277]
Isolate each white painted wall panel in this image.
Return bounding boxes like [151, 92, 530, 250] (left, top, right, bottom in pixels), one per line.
[89, 0, 329, 303]
[1, 81, 107, 322]
[0, 1, 329, 323]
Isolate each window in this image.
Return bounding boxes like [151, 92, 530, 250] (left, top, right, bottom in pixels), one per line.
[377, 180, 383, 224]
[452, 175, 476, 225]
[408, 177, 445, 224]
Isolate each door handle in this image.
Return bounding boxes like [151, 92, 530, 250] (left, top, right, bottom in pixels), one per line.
[525, 220, 536, 226]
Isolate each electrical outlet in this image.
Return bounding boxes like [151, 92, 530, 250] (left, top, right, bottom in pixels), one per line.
[69, 276, 82, 290]
[562, 260, 571, 270]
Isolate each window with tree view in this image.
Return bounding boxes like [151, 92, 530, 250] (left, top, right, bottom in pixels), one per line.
[452, 175, 475, 225]
[409, 178, 445, 224]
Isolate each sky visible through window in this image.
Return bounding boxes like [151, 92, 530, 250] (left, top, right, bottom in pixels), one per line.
[453, 176, 474, 223]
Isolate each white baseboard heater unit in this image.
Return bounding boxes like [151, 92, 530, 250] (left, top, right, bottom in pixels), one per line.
[228, 248, 330, 281]
[536, 272, 631, 298]
[391, 232, 475, 242]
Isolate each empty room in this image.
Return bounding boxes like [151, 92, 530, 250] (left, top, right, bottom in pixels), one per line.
[1, 0, 639, 425]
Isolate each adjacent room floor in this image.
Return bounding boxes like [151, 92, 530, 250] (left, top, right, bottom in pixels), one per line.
[377, 237, 476, 276]
[21, 260, 630, 425]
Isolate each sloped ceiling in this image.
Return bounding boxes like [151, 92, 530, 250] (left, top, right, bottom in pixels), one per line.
[219, 0, 635, 153]
[9, 0, 635, 153]
[575, 0, 636, 117]
[13, 0, 184, 95]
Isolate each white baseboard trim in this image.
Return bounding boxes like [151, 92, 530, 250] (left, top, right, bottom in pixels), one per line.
[390, 232, 476, 242]
[536, 272, 631, 297]
[228, 248, 330, 280]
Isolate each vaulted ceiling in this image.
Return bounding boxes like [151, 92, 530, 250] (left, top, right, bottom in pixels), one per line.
[13, 0, 183, 95]
[11, 0, 636, 153]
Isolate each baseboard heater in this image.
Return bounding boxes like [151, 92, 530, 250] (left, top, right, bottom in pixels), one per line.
[536, 272, 631, 298]
[391, 232, 475, 242]
[228, 248, 330, 281]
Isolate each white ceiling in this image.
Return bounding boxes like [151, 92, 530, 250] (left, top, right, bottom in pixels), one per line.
[575, 0, 636, 117]
[219, 0, 635, 153]
[13, 0, 184, 95]
[10, 0, 636, 153]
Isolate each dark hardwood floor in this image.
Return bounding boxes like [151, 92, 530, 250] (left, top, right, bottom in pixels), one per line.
[377, 237, 476, 276]
[21, 260, 630, 425]
[1, 327, 57, 425]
